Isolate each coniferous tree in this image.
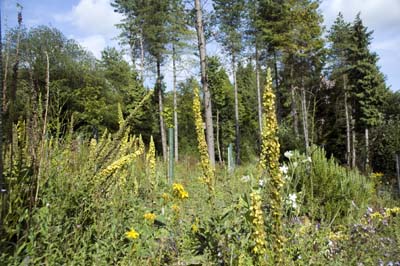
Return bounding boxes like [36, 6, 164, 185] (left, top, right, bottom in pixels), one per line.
[113, 0, 171, 161]
[213, 0, 245, 164]
[347, 14, 387, 170]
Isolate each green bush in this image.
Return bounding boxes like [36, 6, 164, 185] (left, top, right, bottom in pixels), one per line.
[284, 146, 373, 224]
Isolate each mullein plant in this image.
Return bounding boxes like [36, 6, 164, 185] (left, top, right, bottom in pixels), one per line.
[193, 87, 214, 193]
[146, 136, 156, 189]
[250, 191, 267, 265]
[259, 68, 285, 265]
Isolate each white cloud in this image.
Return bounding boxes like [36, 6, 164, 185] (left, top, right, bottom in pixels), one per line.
[78, 35, 106, 58]
[321, 0, 400, 90]
[372, 36, 400, 52]
[54, 0, 122, 37]
[321, 0, 400, 32]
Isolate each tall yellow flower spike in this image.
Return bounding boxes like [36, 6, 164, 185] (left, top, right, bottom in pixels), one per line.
[146, 136, 156, 188]
[193, 87, 214, 193]
[259, 68, 285, 265]
[250, 191, 267, 263]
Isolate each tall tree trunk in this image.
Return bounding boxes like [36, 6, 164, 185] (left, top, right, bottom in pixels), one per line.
[365, 127, 369, 172]
[172, 43, 178, 162]
[28, 68, 39, 214]
[2, 33, 9, 112]
[216, 109, 222, 164]
[139, 28, 145, 81]
[9, 10, 23, 171]
[232, 54, 240, 165]
[35, 52, 50, 204]
[351, 114, 356, 168]
[290, 66, 299, 138]
[291, 86, 299, 138]
[194, 0, 215, 167]
[300, 87, 309, 154]
[344, 80, 351, 167]
[156, 59, 167, 162]
[255, 45, 262, 137]
[273, 50, 281, 123]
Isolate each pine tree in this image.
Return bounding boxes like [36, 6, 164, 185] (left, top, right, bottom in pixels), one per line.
[347, 14, 387, 170]
[213, 0, 245, 164]
[113, 0, 171, 162]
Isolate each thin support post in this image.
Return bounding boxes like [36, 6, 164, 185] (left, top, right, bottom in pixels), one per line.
[228, 143, 234, 172]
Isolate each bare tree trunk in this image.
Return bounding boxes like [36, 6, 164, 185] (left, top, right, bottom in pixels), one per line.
[291, 86, 299, 138]
[255, 45, 262, 136]
[216, 109, 222, 164]
[232, 54, 240, 165]
[35, 51, 50, 204]
[344, 89, 351, 167]
[351, 115, 356, 168]
[194, 0, 215, 167]
[290, 66, 299, 138]
[365, 127, 369, 172]
[172, 44, 178, 162]
[139, 28, 145, 81]
[2, 33, 9, 112]
[28, 68, 38, 213]
[157, 59, 167, 162]
[9, 10, 23, 171]
[273, 51, 281, 123]
[300, 87, 309, 154]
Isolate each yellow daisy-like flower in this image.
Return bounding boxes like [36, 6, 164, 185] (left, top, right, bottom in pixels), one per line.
[125, 228, 139, 240]
[143, 213, 156, 223]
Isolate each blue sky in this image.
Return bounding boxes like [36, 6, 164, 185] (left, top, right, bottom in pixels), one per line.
[2, 0, 400, 91]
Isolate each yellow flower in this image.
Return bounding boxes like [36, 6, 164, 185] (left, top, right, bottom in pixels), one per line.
[193, 87, 214, 192]
[172, 183, 189, 199]
[172, 204, 180, 213]
[191, 217, 200, 233]
[259, 68, 285, 265]
[162, 192, 170, 202]
[125, 228, 139, 240]
[143, 213, 156, 223]
[371, 212, 384, 220]
[146, 136, 156, 187]
[384, 207, 400, 217]
[250, 191, 267, 257]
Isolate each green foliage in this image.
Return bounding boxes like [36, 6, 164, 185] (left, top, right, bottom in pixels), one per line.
[284, 146, 373, 223]
[207, 56, 235, 161]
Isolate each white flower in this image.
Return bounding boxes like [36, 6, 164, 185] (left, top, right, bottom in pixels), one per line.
[306, 156, 312, 162]
[258, 179, 265, 187]
[241, 175, 250, 182]
[288, 193, 298, 209]
[279, 165, 288, 174]
[284, 150, 293, 159]
[293, 162, 298, 168]
[289, 193, 297, 202]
